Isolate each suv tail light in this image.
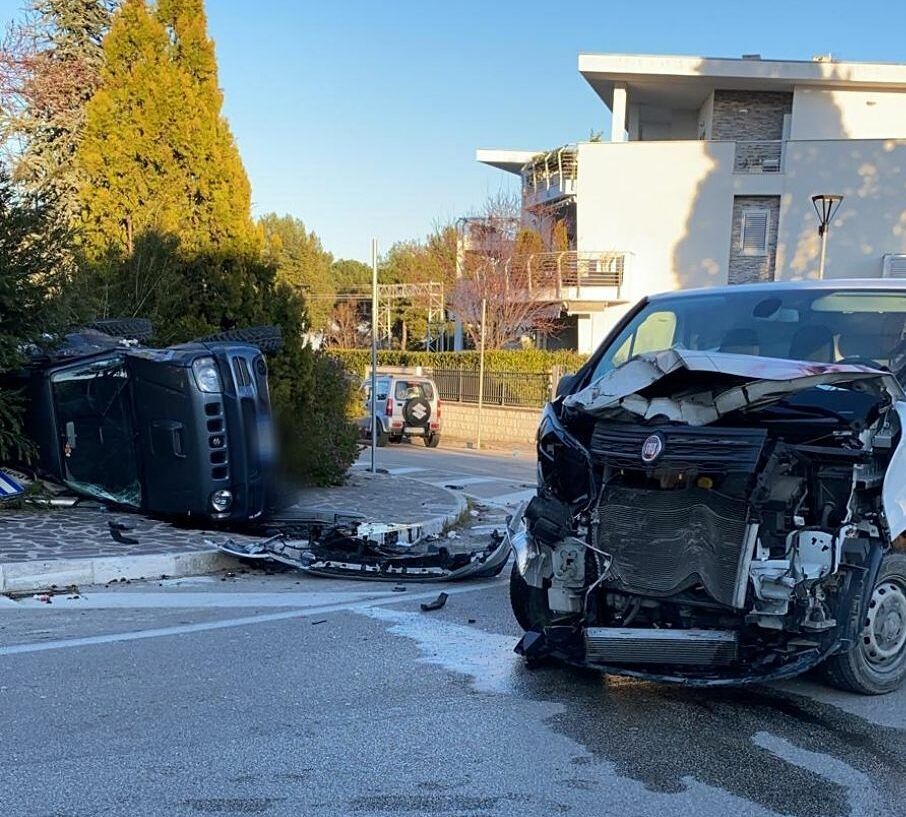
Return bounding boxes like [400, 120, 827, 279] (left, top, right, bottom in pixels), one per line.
[385, 396, 393, 416]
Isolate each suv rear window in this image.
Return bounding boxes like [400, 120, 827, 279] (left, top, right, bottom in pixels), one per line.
[394, 380, 434, 400]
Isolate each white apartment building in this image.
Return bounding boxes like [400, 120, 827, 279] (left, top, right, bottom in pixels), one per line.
[477, 53, 906, 353]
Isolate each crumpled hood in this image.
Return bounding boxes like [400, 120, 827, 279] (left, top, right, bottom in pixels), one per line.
[564, 349, 904, 426]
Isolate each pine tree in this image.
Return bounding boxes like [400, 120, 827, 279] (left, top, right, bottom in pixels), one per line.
[260, 214, 335, 332]
[76, 0, 255, 256]
[0, 168, 75, 459]
[1, 1, 114, 223]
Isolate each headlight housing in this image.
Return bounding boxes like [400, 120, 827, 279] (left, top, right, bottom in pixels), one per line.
[210, 489, 233, 512]
[192, 357, 222, 393]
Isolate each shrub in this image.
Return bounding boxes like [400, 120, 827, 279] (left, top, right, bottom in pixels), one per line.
[331, 348, 588, 378]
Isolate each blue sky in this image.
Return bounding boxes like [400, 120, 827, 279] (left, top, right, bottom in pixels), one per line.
[2, 0, 905, 260]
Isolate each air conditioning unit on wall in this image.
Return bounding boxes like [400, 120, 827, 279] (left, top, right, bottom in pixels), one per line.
[882, 254, 906, 279]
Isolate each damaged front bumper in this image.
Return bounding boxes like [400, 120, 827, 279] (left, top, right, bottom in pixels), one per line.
[215, 512, 513, 582]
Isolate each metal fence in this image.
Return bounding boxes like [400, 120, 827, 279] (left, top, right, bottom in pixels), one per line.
[428, 367, 552, 408]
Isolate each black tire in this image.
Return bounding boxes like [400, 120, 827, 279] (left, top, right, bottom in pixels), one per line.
[509, 562, 553, 632]
[195, 325, 284, 353]
[403, 397, 431, 428]
[424, 433, 440, 448]
[389, 435, 403, 444]
[84, 317, 154, 343]
[375, 429, 389, 448]
[823, 552, 906, 695]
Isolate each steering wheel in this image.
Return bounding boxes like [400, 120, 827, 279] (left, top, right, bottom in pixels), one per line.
[837, 355, 888, 371]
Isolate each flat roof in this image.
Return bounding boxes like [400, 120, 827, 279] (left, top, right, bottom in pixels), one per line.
[474, 148, 539, 175]
[579, 53, 906, 111]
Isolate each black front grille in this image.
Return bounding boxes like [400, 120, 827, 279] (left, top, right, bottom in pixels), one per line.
[597, 485, 749, 608]
[591, 423, 766, 473]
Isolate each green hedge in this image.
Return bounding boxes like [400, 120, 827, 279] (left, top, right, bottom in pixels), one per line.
[330, 348, 588, 377]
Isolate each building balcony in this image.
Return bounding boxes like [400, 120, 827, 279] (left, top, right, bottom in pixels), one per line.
[501, 250, 629, 301]
[522, 146, 577, 209]
[733, 140, 784, 173]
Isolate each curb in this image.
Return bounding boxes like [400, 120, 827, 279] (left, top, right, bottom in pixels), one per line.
[0, 550, 238, 595]
[0, 480, 468, 595]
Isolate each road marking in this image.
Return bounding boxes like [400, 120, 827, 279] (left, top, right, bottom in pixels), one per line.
[0, 582, 503, 657]
[474, 488, 536, 508]
[425, 476, 500, 488]
[11, 589, 403, 610]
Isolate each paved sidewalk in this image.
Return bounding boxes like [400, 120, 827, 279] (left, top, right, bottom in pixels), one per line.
[0, 474, 464, 594]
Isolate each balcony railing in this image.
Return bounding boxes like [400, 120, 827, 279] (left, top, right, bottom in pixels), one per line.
[734, 140, 784, 173]
[499, 250, 628, 299]
[522, 146, 578, 207]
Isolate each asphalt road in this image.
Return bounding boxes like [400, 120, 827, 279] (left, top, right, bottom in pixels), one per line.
[354, 438, 538, 509]
[2, 446, 905, 817]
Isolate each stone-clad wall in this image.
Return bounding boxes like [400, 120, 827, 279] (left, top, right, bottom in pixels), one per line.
[728, 195, 781, 284]
[440, 402, 541, 445]
[711, 91, 793, 141]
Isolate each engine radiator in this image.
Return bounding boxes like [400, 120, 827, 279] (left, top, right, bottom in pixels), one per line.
[597, 485, 749, 608]
[585, 628, 739, 666]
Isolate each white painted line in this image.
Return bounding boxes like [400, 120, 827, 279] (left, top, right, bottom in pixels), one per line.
[425, 477, 500, 488]
[0, 581, 503, 657]
[469, 488, 536, 508]
[383, 466, 429, 475]
[12, 589, 401, 610]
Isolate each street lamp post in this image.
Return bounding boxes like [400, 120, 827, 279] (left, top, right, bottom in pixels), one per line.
[811, 194, 844, 279]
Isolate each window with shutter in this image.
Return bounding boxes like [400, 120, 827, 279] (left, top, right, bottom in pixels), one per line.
[740, 209, 769, 256]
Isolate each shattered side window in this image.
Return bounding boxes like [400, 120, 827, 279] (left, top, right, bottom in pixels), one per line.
[50, 357, 142, 507]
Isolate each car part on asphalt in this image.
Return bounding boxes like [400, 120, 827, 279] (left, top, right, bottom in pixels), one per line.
[512, 281, 906, 694]
[107, 520, 139, 546]
[213, 514, 512, 582]
[420, 592, 449, 611]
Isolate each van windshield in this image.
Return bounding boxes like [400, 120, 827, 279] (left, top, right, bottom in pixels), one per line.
[590, 288, 906, 383]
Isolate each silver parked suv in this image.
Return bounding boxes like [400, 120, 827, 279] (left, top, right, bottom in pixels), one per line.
[362, 374, 442, 448]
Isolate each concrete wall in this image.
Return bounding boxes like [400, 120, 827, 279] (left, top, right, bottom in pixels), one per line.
[574, 137, 906, 294]
[441, 402, 541, 446]
[576, 139, 737, 301]
[777, 138, 906, 279]
[791, 88, 906, 140]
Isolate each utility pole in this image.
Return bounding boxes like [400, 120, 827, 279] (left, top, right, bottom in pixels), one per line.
[370, 238, 378, 473]
[476, 297, 487, 451]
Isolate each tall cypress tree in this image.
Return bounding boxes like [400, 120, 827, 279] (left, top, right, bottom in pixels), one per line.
[76, 0, 255, 256]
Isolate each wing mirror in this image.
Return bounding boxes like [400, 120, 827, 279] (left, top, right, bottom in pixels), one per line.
[555, 372, 576, 399]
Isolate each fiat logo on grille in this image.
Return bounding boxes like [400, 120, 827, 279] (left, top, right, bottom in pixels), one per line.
[641, 433, 664, 463]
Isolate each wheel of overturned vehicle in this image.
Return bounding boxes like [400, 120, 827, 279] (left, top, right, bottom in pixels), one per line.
[192, 325, 284, 353]
[824, 552, 906, 695]
[83, 317, 154, 343]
